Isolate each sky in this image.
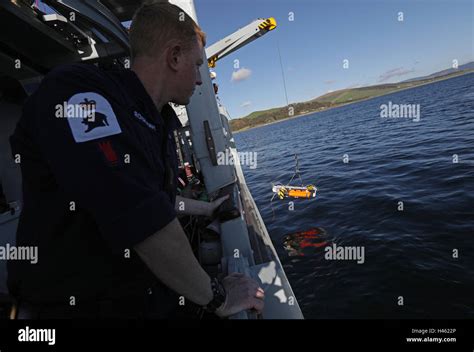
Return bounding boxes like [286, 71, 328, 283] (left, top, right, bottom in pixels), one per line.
[193, 0, 474, 119]
[37, 0, 473, 119]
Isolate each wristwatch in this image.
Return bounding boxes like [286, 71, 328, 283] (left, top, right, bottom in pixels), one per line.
[204, 277, 226, 313]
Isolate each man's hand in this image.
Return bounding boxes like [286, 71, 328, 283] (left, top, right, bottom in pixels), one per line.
[215, 273, 265, 317]
[206, 194, 230, 217]
[175, 194, 229, 217]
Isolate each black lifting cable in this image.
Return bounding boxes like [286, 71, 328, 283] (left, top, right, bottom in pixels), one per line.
[286, 154, 304, 187]
[267, 154, 302, 219]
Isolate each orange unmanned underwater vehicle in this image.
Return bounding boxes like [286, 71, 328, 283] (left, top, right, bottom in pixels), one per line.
[270, 154, 318, 200]
[272, 184, 317, 199]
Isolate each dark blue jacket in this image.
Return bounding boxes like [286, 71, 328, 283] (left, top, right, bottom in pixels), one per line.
[8, 64, 182, 318]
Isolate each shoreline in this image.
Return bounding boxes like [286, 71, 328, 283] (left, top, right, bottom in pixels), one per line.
[232, 70, 474, 134]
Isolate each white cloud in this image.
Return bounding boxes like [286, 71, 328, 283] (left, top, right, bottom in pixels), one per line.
[231, 67, 252, 82]
[346, 83, 361, 89]
[378, 67, 415, 82]
[241, 101, 252, 108]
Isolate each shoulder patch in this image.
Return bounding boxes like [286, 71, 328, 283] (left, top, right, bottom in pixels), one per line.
[64, 92, 122, 143]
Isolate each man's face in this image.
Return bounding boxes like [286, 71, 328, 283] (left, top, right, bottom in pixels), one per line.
[171, 38, 204, 105]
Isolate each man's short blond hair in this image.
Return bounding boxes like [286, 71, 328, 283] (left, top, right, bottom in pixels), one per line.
[129, 1, 206, 61]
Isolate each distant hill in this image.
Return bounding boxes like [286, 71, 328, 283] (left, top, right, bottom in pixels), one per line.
[230, 63, 474, 132]
[402, 62, 474, 82]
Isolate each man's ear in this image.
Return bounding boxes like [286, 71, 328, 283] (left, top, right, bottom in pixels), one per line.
[165, 42, 184, 72]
